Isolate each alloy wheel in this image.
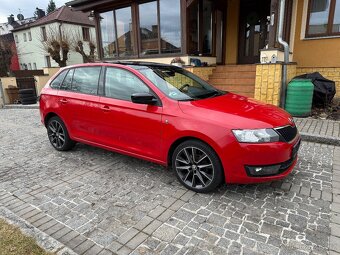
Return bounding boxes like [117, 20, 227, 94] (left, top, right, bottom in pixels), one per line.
[48, 120, 66, 149]
[175, 147, 214, 189]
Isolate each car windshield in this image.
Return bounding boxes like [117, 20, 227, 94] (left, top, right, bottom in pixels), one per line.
[131, 65, 225, 101]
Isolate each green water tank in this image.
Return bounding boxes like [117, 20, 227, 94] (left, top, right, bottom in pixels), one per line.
[285, 79, 314, 117]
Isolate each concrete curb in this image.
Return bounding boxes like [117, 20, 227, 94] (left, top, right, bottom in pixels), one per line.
[0, 206, 77, 255]
[4, 104, 39, 109]
[300, 132, 340, 146]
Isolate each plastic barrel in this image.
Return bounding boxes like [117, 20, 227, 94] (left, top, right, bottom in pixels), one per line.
[285, 79, 314, 117]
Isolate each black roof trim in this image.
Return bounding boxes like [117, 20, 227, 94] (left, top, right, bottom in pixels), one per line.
[102, 61, 177, 68]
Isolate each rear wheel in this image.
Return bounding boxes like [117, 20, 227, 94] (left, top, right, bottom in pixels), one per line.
[47, 116, 75, 151]
[172, 140, 224, 193]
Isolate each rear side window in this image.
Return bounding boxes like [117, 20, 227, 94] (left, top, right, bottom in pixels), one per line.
[60, 69, 74, 91]
[50, 70, 67, 89]
[72, 67, 101, 95]
[105, 67, 150, 101]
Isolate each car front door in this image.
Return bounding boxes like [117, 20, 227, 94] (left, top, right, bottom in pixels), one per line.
[97, 67, 163, 161]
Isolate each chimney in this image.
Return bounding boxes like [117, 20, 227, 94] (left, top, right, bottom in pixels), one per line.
[36, 8, 46, 19]
[7, 14, 15, 24]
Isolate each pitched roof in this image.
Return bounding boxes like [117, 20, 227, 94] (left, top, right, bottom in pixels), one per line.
[12, 6, 95, 32]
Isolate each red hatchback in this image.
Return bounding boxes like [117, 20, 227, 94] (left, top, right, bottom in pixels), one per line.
[39, 62, 301, 192]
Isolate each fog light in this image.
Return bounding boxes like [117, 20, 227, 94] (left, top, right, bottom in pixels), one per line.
[246, 164, 281, 177]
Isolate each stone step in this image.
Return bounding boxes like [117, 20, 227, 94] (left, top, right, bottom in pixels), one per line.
[208, 78, 255, 85]
[214, 65, 256, 72]
[209, 71, 256, 79]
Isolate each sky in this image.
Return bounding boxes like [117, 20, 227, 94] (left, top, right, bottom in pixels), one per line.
[0, 0, 68, 23]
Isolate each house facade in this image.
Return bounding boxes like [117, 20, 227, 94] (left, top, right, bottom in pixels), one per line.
[12, 6, 96, 70]
[66, 0, 340, 105]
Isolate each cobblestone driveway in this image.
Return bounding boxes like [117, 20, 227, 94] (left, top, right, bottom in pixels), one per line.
[0, 109, 336, 255]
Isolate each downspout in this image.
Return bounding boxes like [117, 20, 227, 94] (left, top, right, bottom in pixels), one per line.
[277, 0, 290, 109]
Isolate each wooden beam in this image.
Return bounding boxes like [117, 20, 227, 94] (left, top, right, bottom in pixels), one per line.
[268, 0, 279, 49]
[186, 0, 198, 8]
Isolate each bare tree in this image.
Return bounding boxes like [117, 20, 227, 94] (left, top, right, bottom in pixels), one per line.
[71, 31, 96, 63]
[40, 26, 71, 67]
[0, 35, 14, 77]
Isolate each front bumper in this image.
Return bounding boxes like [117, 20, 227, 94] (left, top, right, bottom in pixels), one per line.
[222, 135, 301, 184]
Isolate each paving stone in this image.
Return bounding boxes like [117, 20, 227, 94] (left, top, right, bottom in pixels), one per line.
[126, 232, 148, 249]
[84, 245, 103, 255]
[66, 235, 88, 249]
[143, 220, 162, 235]
[117, 246, 132, 255]
[73, 239, 95, 254]
[149, 205, 166, 219]
[117, 228, 139, 245]
[153, 224, 180, 242]
[134, 216, 153, 231]
[44, 223, 64, 235]
[51, 226, 73, 240]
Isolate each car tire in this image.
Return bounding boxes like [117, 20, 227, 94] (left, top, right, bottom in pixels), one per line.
[21, 100, 37, 105]
[21, 96, 37, 101]
[19, 88, 35, 94]
[172, 140, 224, 193]
[47, 116, 76, 151]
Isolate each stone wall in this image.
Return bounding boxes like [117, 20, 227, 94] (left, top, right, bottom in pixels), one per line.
[185, 67, 215, 81]
[254, 64, 282, 106]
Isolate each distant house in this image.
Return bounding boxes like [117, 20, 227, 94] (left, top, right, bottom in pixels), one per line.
[12, 6, 96, 70]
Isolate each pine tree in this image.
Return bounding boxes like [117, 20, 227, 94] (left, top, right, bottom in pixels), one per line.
[46, 0, 56, 14]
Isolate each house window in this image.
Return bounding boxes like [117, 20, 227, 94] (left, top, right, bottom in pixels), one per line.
[28, 32, 32, 41]
[24, 33, 27, 42]
[41, 27, 47, 41]
[99, 0, 181, 59]
[28, 63, 32, 70]
[139, 1, 159, 55]
[307, 0, 340, 37]
[159, 0, 181, 54]
[33, 63, 37, 70]
[82, 27, 90, 41]
[115, 7, 136, 56]
[15, 35, 19, 43]
[46, 56, 51, 67]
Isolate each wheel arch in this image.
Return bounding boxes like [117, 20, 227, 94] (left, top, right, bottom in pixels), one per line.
[44, 112, 59, 127]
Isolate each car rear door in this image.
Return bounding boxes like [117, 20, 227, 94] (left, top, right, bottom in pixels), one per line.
[57, 66, 102, 142]
[97, 67, 163, 161]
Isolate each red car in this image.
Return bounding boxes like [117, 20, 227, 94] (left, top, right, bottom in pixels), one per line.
[39, 62, 301, 192]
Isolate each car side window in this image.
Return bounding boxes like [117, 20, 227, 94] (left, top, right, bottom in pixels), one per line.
[60, 69, 74, 91]
[71, 67, 102, 95]
[105, 67, 150, 101]
[50, 71, 67, 89]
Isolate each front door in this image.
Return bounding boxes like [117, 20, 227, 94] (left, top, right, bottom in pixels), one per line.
[238, 0, 271, 64]
[97, 67, 163, 161]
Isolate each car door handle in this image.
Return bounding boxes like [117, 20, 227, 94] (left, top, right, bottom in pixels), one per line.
[102, 105, 111, 112]
[59, 99, 68, 104]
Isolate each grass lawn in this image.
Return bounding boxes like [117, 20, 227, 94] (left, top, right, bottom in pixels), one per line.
[0, 219, 52, 255]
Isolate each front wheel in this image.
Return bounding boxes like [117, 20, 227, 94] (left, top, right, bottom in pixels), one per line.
[172, 140, 224, 193]
[47, 116, 75, 151]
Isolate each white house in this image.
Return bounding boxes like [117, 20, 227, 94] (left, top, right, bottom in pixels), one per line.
[12, 6, 96, 70]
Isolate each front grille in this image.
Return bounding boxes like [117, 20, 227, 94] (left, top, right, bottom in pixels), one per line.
[275, 125, 298, 142]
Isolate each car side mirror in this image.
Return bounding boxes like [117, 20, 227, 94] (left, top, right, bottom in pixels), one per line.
[131, 93, 158, 105]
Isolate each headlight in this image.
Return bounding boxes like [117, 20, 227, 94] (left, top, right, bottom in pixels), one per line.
[232, 129, 279, 143]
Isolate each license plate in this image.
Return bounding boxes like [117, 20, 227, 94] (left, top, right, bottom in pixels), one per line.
[292, 139, 301, 158]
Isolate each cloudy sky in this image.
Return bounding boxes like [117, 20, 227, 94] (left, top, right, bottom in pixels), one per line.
[0, 0, 68, 23]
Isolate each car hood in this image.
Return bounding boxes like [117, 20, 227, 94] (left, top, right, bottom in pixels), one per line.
[178, 93, 293, 129]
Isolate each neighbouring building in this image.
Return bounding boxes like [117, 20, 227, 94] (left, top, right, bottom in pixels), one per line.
[66, 0, 340, 106]
[12, 6, 96, 70]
